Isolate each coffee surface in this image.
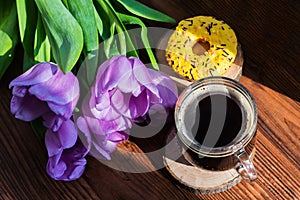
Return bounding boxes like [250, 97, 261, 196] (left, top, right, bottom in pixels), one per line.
[192, 94, 242, 147]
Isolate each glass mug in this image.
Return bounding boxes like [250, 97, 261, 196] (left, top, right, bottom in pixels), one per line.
[175, 77, 258, 182]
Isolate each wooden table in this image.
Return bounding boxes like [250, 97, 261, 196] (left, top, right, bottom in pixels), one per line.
[0, 0, 299, 199]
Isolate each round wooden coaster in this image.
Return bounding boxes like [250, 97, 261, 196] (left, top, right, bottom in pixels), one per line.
[163, 130, 255, 194]
[155, 29, 243, 91]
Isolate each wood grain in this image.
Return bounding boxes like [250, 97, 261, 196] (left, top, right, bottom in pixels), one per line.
[1, 75, 298, 200]
[0, 0, 299, 199]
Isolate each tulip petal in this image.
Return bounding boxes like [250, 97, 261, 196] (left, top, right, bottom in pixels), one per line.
[11, 95, 49, 121]
[95, 91, 110, 111]
[148, 69, 178, 107]
[57, 120, 78, 149]
[29, 70, 79, 105]
[47, 101, 75, 119]
[108, 131, 128, 142]
[76, 116, 92, 152]
[117, 69, 140, 94]
[67, 159, 86, 180]
[96, 55, 132, 92]
[12, 86, 27, 97]
[110, 89, 131, 117]
[45, 129, 63, 157]
[9, 62, 55, 88]
[129, 89, 150, 118]
[92, 141, 112, 160]
[130, 57, 161, 99]
[42, 112, 64, 132]
[47, 157, 67, 179]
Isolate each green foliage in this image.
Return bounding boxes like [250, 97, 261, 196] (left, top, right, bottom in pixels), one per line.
[117, 13, 159, 70]
[116, 0, 176, 23]
[1, 0, 175, 78]
[34, 0, 84, 73]
[34, 13, 51, 63]
[16, 0, 37, 71]
[0, 1, 18, 79]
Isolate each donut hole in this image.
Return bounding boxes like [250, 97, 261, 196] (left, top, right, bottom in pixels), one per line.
[192, 40, 210, 56]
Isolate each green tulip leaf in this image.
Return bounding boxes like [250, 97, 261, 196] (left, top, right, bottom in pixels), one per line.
[34, 0, 84, 73]
[16, 0, 37, 70]
[116, 0, 176, 23]
[104, 22, 120, 58]
[93, 7, 104, 39]
[67, 0, 98, 54]
[34, 13, 51, 63]
[67, 0, 99, 83]
[118, 13, 159, 70]
[95, 0, 138, 57]
[0, 1, 18, 79]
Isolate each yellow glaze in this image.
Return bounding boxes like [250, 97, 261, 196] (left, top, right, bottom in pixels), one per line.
[166, 16, 238, 80]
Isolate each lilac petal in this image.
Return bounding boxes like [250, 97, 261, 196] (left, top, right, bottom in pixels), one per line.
[98, 119, 118, 134]
[57, 120, 78, 149]
[94, 56, 122, 90]
[42, 112, 64, 132]
[89, 88, 110, 119]
[47, 101, 75, 120]
[113, 115, 132, 131]
[100, 116, 131, 133]
[86, 116, 105, 136]
[110, 89, 131, 117]
[67, 159, 86, 180]
[95, 91, 110, 111]
[45, 120, 77, 157]
[129, 57, 152, 85]
[47, 157, 67, 179]
[148, 69, 178, 97]
[45, 130, 63, 157]
[148, 69, 178, 107]
[76, 117, 92, 152]
[96, 55, 132, 92]
[46, 133, 87, 181]
[9, 62, 56, 88]
[81, 93, 97, 118]
[129, 89, 150, 118]
[102, 140, 118, 154]
[12, 86, 28, 97]
[57, 141, 87, 181]
[11, 95, 49, 121]
[77, 116, 117, 161]
[29, 70, 79, 105]
[93, 142, 112, 160]
[102, 106, 122, 121]
[146, 88, 162, 105]
[130, 57, 160, 98]
[108, 131, 128, 142]
[117, 69, 140, 94]
[156, 85, 178, 108]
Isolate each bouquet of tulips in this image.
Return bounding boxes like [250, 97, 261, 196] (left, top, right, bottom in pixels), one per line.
[2, 0, 179, 181]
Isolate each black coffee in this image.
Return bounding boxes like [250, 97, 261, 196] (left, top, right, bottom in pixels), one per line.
[192, 94, 242, 147]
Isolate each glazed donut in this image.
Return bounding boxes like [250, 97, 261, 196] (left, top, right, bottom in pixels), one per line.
[165, 16, 238, 81]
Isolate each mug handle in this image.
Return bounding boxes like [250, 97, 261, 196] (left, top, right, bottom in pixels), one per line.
[235, 147, 258, 182]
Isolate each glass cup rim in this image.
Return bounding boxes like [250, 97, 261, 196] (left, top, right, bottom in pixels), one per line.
[175, 76, 258, 157]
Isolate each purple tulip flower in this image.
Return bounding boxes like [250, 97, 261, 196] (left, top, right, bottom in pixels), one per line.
[77, 56, 178, 160]
[77, 115, 128, 160]
[9, 62, 79, 131]
[45, 119, 87, 181]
